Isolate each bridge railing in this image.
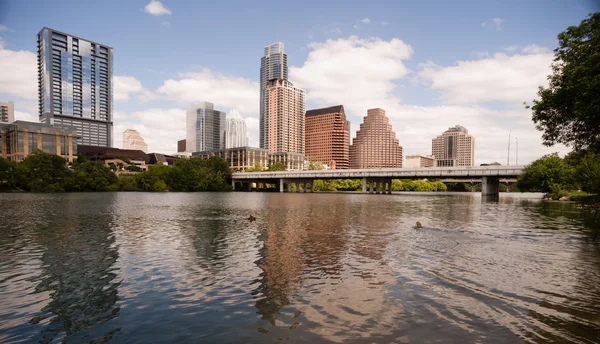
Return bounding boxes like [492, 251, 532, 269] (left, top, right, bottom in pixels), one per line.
[232, 166, 525, 179]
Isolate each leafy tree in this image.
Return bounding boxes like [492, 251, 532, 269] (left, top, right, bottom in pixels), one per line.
[527, 13, 600, 152]
[564, 150, 600, 194]
[245, 162, 265, 172]
[516, 153, 574, 194]
[16, 151, 70, 192]
[267, 162, 286, 171]
[0, 158, 17, 191]
[125, 165, 143, 172]
[308, 161, 325, 170]
[136, 165, 171, 191]
[66, 161, 119, 191]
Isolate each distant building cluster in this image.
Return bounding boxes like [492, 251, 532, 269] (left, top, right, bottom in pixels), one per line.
[0, 30, 476, 168]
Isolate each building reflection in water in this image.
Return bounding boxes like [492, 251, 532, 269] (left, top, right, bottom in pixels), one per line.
[252, 194, 402, 341]
[30, 194, 121, 343]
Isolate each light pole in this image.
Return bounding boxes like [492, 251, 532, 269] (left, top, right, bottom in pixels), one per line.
[515, 137, 519, 166]
[507, 130, 511, 166]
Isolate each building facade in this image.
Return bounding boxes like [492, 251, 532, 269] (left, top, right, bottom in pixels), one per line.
[194, 147, 270, 171]
[349, 108, 403, 169]
[186, 102, 226, 152]
[37, 27, 113, 147]
[0, 121, 79, 162]
[305, 105, 350, 169]
[0, 101, 15, 123]
[405, 155, 435, 168]
[268, 151, 305, 171]
[122, 129, 148, 152]
[225, 108, 248, 149]
[177, 139, 186, 153]
[432, 125, 475, 167]
[260, 42, 305, 154]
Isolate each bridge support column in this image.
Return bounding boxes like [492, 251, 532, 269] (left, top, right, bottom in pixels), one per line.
[279, 179, 284, 193]
[369, 180, 374, 193]
[232, 180, 236, 191]
[362, 178, 367, 193]
[482, 177, 500, 197]
[376, 181, 381, 194]
[310, 181, 314, 193]
[295, 181, 300, 193]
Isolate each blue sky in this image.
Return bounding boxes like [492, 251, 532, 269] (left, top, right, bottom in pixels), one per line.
[0, 0, 597, 163]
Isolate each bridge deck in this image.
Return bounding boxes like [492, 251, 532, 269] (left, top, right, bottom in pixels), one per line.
[232, 166, 524, 180]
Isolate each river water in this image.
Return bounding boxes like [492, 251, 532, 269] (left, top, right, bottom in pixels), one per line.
[0, 192, 598, 343]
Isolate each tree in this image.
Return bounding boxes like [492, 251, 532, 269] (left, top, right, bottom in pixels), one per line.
[16, 151, 70, 192]
[527, 13, 600, 152]
[245, 162, 265, 172]
[308, 161, 324, 170]
[516, 153, 574, 194]
[0, 158, 17, 191]
[267, 162, 286, 171]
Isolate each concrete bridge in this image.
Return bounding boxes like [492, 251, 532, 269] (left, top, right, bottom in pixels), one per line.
[231, 166, 524, 197]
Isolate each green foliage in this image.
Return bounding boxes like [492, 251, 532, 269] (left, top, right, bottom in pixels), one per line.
[528, 13, 600, 152]
[308, 161, 325, 170]
[65, 160, 119, 191]
[267, 162, 286, 171]
[245, 162, 265, 172]
[125, 165, 143, 172]
[392, 179, 447, 192]
[0, 158, 17, 191]
[16, 151, 70, 192]
[564, 150, 600, 195]
[0, 153, 232, 193]
[516, 153, 575, 194]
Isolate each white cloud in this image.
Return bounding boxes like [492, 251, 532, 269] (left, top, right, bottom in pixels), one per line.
[144, 0, 171, 16]
[419, 49, 553, 105]
[0, 37, 4, 49]
[381, 21, 389, 26]
[289, 36, 563, 164]
[482, 17, 504, 30]
[0, 46, 37, 100]
[360, 18, 371, 24]
[290, 36, 413, 115]
[522, 44, 549, 54]
[113, 75, 155, 103]
[114, 108, 185, 152]
[505, 45, 519, 52]
[14, 110, 38, 122]
[0, 25, 9, 32]
[157, 68, 260, 117]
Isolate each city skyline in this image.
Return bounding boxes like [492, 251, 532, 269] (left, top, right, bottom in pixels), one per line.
[0, 0, 597, 163]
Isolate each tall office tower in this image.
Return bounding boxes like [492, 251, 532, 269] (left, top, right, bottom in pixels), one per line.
[0, 101, 15, 123]
[122, 129, 148, 152]
[186, 102, 226, 152]
[37, 27, 113, 147]
[349, 108, 403, 169]
[432, 125, 475, 167]
[260, 42, 306, 153]
[305, 105, 350, 169]
[225, 108, 248, 148]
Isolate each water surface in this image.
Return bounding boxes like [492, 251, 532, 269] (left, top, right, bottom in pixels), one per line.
[0, 192, 599, 343]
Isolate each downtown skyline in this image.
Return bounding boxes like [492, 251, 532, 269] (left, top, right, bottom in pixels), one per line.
[0, 0, 597, 164]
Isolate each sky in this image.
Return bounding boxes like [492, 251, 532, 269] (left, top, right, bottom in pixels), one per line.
[0, 0, 598, 165]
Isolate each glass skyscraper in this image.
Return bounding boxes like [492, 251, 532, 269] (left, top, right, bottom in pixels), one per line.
[260, 42, 305, 154]
[37, 27, 113, 147]
[186, 102, 226, 152]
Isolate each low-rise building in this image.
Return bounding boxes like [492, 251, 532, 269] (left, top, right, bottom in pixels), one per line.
[268, 151, 305, 171]
[405, 155, 435, 168]
[0, 121, 79, 162]
[193, 147, 270, 171]
[77, 145, 149, 163]
[193, 148, 305, 171]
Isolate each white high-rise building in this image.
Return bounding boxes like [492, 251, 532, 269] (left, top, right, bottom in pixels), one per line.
[0, 101, 15, 123]
[186, 102, 226, 152]
[225, 108, 248, 148]
[122, 129, 148, 152]
[432, 125, 475, 167]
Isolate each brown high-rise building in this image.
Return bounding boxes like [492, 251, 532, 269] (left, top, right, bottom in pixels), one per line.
[265, 79, 305, 154]
[432, 125, 475, 167]
[349, 108, 403, 169]
[305, 105, 350, 169]
[177, 139, 186, 153]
